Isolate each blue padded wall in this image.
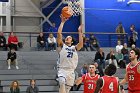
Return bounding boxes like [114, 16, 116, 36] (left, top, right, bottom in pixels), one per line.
[85, 0, 140, 47]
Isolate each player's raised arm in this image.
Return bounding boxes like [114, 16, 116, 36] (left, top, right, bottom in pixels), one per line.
[57, 15, 68, 47]
[76, 24, 83, 50]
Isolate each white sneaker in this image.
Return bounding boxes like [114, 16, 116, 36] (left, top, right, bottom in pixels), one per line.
[16, 66, 19, 69]
[8, 66, 11, 69]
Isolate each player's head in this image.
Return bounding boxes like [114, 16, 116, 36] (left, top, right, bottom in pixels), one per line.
[88, 64, 96, 74]
[104, 64, 117, 76]
[129, 48, 140, 61]
[65, 36, 73, 45]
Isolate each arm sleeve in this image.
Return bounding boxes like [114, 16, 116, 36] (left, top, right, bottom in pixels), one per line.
[15, 36, 18, 43]
[37, 86, 39, 93]
[3, 37, 6, 45]
[53, 37, 56, 43]
[26, 87, 29, 93]
[48, 38, 51, 43]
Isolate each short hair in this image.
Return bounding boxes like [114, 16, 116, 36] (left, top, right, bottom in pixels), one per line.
[104, 64, 117, 76]
[130, 48, 140, 60]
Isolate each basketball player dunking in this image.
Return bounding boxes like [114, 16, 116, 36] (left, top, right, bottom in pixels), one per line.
[120, 48, 140, 93]
[57, 15, 83, 93]
[75, 64, 100, 93]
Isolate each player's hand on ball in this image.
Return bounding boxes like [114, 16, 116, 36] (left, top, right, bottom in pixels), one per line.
[60, 14, 69, 23]
[78, 24, 83, 33]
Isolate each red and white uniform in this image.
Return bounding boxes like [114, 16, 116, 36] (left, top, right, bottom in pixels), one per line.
[127, 62, 140, 93]
[100, 76, 119, 93]
[82, 73, 100, 93]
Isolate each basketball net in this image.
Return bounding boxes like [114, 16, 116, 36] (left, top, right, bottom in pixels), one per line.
[63, 0, 82, 16]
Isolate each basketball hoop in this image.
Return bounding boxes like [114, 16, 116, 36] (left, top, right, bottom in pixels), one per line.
[63, 0, 82, 16]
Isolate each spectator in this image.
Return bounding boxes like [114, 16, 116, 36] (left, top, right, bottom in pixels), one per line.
[89, 34, 99, 51]
[47, 33, 56, 51]
[106, 49, 118, 68]
[26, 79, 39, 93]
[94, 48, 105, 76]
[8, 32, 18, 50]
[115, 50, 125, 68]
[7, 48, 19, 69]
[10, 80, 20, 93]
[116, 22, 125, 44]
[80, 64, 88, 76]
[0, 32, 6, 50]
[37, 32, 46, 51]
[129, 24, 138, 46]
[116, 40, 123, 53]
[121, 43, 129, 64]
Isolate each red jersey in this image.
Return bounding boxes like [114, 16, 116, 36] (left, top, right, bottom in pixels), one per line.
[8, 36, 18, 44]
[100, 76, 119, 93]
[82, 73, 100, 93]
[127, 62, 140, 92]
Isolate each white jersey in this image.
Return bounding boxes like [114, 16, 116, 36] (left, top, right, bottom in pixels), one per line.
[58, 44, 78, 70]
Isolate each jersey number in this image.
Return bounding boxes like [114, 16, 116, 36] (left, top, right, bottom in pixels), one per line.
[109, 82, 114, 91]
[88, 84, 94, 89]
[67, 52, 73, 58]
[129, 75, 134, 81]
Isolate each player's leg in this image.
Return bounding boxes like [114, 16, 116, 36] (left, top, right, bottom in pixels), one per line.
[65, 85, 72, 93]
[7, 59, 11, 69]
[58, 76, 66, 93]
[65, 71, 75, 93]
[14, 59, 19, 69]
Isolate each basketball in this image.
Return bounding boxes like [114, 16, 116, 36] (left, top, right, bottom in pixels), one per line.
[61, 6, 73, 18]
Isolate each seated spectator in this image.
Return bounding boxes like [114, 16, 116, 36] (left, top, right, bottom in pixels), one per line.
[26, 79, 39, 93]
[116, 40, 123, 53]
[0, 32, 6, 50]
[121, 43, 129, 64]
[89, 34, 99, 51]
[129, 24, 138, 46]
[7, 48, 19, 69]
[8, 32, 19, 50]
[10, 80, 20, 93]
[94, 48, 105, 76]
[80, 64, 88, 76]
[106, 49, 118, 68]
[115, 50, 125, 68]
[47, 33, 56, 51]
[37, 32, 46, 51]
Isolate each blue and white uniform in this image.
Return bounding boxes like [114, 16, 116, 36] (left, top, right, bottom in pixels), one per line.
[57, 44, 78, 86]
